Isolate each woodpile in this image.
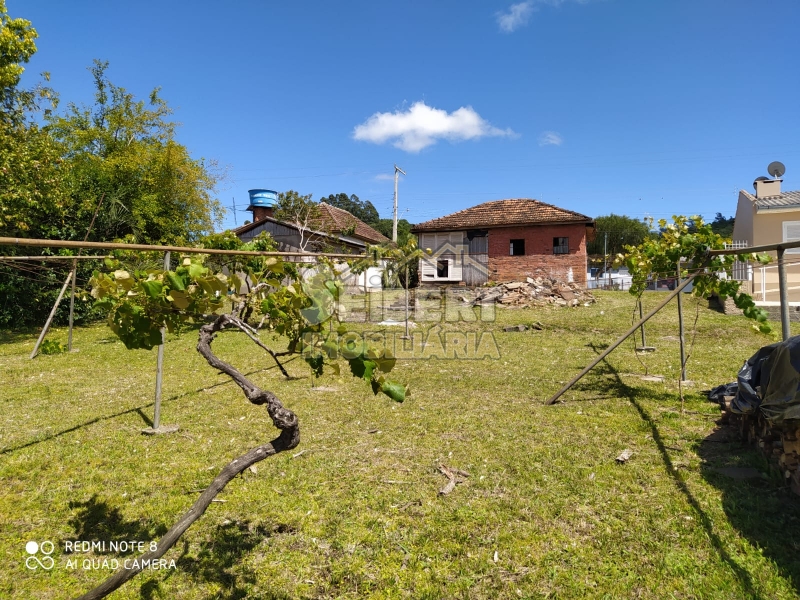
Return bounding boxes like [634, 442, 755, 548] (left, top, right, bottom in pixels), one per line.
[470, 277, 595, 308]
[718, 395, 800, 495]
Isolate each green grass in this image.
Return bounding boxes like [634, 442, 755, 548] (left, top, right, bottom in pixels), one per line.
[2, 291, 800, 599]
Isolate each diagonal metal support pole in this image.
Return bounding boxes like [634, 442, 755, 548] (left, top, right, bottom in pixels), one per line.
[546, 270, 701, 405]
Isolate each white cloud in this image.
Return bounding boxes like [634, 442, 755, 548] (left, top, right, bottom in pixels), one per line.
[538, 131, 563, 146]
[496, 2, 535, 33]
[496, 0, 534, 33]
[353, 101, 516, 153]
[373, 173, 395, 181]
[496, 0, 596, 33]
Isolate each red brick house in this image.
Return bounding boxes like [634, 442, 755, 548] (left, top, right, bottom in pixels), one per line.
[411, 199, 594, 286]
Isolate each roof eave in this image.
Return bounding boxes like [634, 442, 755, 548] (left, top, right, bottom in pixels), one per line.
[412, 218, 594, 233]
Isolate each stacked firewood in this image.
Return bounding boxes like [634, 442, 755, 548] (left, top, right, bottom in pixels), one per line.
[470, 277, 595, 308]
[720, 396, 800, 495]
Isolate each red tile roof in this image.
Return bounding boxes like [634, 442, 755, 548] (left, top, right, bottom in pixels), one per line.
[316, 203, 389, 244]
[411, 199, 593, 232]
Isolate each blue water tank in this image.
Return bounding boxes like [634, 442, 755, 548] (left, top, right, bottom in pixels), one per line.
[247, 189, 278, 210]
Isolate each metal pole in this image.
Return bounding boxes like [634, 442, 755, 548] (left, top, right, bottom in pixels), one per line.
[68, 258, 77, 351]
[546, 269, 701, 405]
[0, 237, 364, 259]
[392, 165, 406, 244]
[403, 264, 410, 339]
[677, 263, 687, 381]
[604, 232, 609, 289]
[153, 251, 170, 429]
[778, 248, 791, 341]
[393, 166, 399, 243]
[639, 299, 646, 347]
[30, 271, 73, 359]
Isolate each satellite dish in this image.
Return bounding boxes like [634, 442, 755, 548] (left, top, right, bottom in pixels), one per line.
[768, 161, 786, 178]
[754, 176, 769, 190]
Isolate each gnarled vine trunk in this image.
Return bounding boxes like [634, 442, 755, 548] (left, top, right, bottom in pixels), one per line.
[76, 314, 299, 600]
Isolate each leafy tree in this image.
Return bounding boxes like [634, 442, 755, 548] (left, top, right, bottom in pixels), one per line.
[46, 60, 223, 245]
[0, 2, 75, 328]
[0, 0, 38, 119]
[710, 212, 735, 238]
[319, 192, 379, 225]
[374, 218, 413, 246]
[0, 8, 224, 328]
[588, 214, 651, 258]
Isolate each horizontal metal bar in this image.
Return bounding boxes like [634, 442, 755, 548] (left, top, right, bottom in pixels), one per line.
[709, 239, 800, 256]
[0, 237, 367, 259]
[0, 255, 111, 261]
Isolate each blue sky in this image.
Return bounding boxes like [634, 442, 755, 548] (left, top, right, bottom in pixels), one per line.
[14, 0, 800, 231]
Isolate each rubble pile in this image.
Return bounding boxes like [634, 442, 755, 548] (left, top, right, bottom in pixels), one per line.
[715, 397, 800, 496]
[470, 277, 595, 308]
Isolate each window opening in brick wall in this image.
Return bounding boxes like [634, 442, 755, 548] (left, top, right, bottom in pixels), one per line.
[553, 237, 569, 254]
[510, 239, 525, 256]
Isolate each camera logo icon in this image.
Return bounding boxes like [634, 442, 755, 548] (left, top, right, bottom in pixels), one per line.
[25, 541, 55, 570]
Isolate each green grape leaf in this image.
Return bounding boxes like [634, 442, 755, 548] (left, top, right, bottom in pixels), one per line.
[349, 356, 377, 381]
[165, 271, 185, 291]
[380, 380, 406, 402]
[140, 280, 163, 299]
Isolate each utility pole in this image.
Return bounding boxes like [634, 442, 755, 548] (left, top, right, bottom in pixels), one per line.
[393, 164, 406, 243]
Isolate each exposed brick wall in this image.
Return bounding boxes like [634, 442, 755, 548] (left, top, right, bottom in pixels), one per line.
[252, 206, 274, 222]
[487, 223, 588, 285]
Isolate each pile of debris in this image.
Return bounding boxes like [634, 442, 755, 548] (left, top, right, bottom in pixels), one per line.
[470, 277, 595, 308]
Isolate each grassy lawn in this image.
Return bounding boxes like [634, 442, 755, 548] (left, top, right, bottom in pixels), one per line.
[2, 290, 800, 599]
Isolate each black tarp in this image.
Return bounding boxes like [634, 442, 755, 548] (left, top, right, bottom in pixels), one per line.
[730, 336, 800, 423]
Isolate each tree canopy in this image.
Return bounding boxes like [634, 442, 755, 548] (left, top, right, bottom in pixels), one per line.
[46, 60, 223, 245]
[588, 214, 652, 258]
[710, 212, 735, 238]
[0, 3, 225, 328]
[319, 193, 379, 225]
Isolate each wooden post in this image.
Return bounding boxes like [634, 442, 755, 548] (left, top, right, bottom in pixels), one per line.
[30, 271, 73, 359]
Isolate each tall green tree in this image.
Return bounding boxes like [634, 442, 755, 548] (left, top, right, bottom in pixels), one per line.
[319, 192, 380, 225]
[710, 212, 735, 238]
[588, 214, 652, 258]
[0, 0, 64, 237]
[373, 218, 413, 246]
[0, 3, 225, 327]
[46, 60, 223, 245]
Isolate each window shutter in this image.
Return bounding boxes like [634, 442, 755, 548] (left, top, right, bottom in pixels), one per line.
[783, 221, 800, 254]
[421, 258, 437, 279]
